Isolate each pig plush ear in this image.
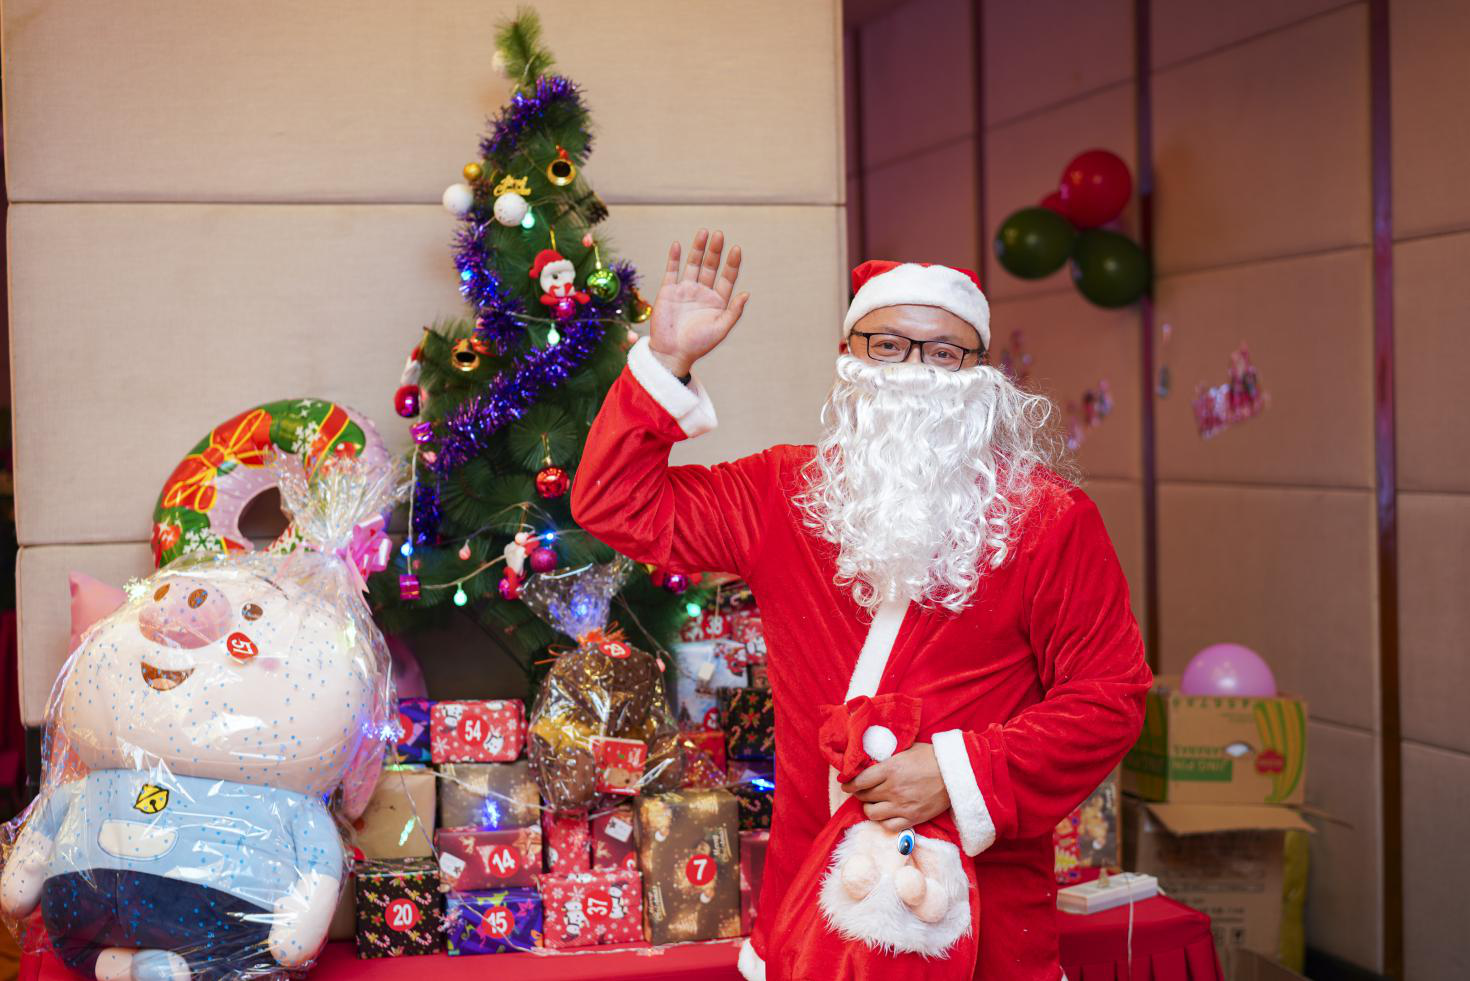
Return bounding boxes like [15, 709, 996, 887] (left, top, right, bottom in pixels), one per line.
[338, 737, 387, 820]
[69, 572, 127, 651]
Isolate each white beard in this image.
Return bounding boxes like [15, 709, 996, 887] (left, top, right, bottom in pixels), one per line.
[796, 355, 1059, 614]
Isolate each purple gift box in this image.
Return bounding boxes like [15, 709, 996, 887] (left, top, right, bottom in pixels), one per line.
[445, 888, 543, 955]
[394, 698, 433, 764]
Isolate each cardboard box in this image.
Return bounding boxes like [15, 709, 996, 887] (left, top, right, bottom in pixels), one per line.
[355, 766, 436, 859]
[1124, 679, 1307, 805]
[635, 789, 742, 944]
[1229, 949, 1309, 981]
[438, 760, 540, 829]
[1123, 798, 1311, 977]
[1055, 767, 1120, 883]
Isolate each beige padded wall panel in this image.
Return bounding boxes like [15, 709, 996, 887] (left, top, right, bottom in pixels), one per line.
[1393, 234, 1470, 492]
[983, 86, 1137, 302]
[1391, 0, 1470, 239]
[10, 203, 844, 547]
[983, 0, 1132, 127]
[1403, 741, 1470, 981]
[1306, 721, 1384, 971]
[1157, 484, 1376, 729]
[1151, 0, 1353, 70]
[863, 140, 980, 272]
[1153, 249, 1373, 488]
[859, 0, 974, 170]
[2, 0, 841, 206]
[986, 293, 1141, 481]
[1152, 6, 1370, 274]
[1398, 493, 1470, 754]
[18, 543, 155, 725]
[1082, 478, 1146, 628]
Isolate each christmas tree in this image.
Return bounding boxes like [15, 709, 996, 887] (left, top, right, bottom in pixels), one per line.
[371, 10, 699, 666]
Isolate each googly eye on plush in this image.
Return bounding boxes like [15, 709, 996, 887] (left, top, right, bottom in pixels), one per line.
[187, 588, 209, 609]
[898, 830, 916, 856]
[153, 583, 170, 601]
[242, 603, 263, 621]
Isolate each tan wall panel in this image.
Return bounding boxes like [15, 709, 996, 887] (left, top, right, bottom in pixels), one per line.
[858, 0, 973, 170]
[1083, 478, 1146, 629]
[1153, 249, 1373, 488]
[1305, 721, 1383, 971]
[1157, 484, 1376, 729]
[987, 293, 1141, 481]
[1152, 7, 1370, 274]
[983, 0, 1132, 127]
[10, 203, 844, 546]
[2, 0, 841, 205]
[1151, 0, 1354, 70]
[863, 139, 980, 271]
[983, 86, 1137, 301]
[1391, 0, 1470, 239]
[1393, 234, 1470, 492]
[1398, 493, 1470, 754]
[1403, 741, 1470, 980]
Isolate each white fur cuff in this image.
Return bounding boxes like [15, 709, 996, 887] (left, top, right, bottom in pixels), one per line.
[626, 337, 718, 438]
[933, 729, 997, 856]
[738, 938, 767, 980]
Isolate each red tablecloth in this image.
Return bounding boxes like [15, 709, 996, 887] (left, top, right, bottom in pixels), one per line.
[21, 896, 1221, 981]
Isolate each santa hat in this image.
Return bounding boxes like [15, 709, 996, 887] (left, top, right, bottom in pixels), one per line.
[529, 248, 573, 281]
[843, 260, 990, 350]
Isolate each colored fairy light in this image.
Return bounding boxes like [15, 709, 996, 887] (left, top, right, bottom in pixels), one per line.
[453, 585, 469, 607]
[400, 541, 413, 557]
[685, 602, 702, 618]
[520, 210, 536, 229]
[546, 326, 560, 346]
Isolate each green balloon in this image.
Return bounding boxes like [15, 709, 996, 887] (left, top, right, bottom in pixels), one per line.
[994, 206, 1077, 279]
[1070, 229, 1149, 308]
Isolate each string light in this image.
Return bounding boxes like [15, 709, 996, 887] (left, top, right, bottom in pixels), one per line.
[400, 541, 414, 557]
[453, 585, 469, 607]
[546, 326, 561, 346]
[520, 209, 536, 229]
[685, 602, 702, 618]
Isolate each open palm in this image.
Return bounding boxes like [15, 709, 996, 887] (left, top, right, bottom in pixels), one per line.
[648, 229, 750, 376]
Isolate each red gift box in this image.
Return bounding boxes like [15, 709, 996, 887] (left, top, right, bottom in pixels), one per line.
[435, 825, 543, 890]
[591, 736, 647, 796]
[590, 805, 638, 872]
[537, 868, 644, 949]
[679, 730, 728, 789]
[543, 810, 591, 875]
[431, 700, 525, 763]
[740, 829, 769, 934]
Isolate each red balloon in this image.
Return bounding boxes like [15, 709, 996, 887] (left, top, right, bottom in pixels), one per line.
[1058, 150, 1132, 228]
[1039, 191, 1068, 215]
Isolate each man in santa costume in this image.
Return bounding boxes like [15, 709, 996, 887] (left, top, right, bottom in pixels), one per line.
[572, 230, 1151, 980]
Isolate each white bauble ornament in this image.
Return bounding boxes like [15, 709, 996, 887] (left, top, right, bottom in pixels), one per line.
[491, 49, 509, 78]
[493, 191, 529, 227]
[442, 182, 475, 216]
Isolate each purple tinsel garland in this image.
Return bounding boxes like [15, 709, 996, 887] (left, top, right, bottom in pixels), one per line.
[479, 76, 588, 161]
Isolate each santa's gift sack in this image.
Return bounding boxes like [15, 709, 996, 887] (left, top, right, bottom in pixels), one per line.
[591, 803, 639, 871]
[673, 640, 747, 731]
[740, 830, 770, 934]
[356, 766, 437, 859]
[431, 699, 526, 763]
[436, 825, 543, 890]
[543, 810, 592, 875]
[679, 729, 729, 788]
[536, 868, 644, 949]
[446, 889, 543, 955]
[634, 789, 742, 945]
[438, 760, 540, 829]
[354, 857, 446, 959]
[393, 697, 433, 764]
[718, 686, 775, 759]
[731, 775, 774, 831]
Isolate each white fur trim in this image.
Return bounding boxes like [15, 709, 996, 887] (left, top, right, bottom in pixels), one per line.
[862, 725, 898, 762]
[932, 729, 996, 856]
[738, 938, 767, 981]
[830, 599, 910, 814]
[843, 263, 990, 350]
[818, 823, 971, 957]
[625, 337, 718, 438]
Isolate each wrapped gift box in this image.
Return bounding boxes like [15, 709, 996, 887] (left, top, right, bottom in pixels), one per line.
[634, 789, 742, 945]
[436, 825, 543, 890]
[439, 760, 540, 830]
[590, 804, 638, 871]
[726, 758, 774, 786]
[730, 775, 774, 831]
[543, 810, 592, 875]
[740, 830, 770, 934]
[354, 857, 445, 958]
[356, 766, 437, 859]
[1055, 767, 1121, 884]
[537, 868, 644, 949]
[431, 699, 526, 763]
[673, 640, 747, 731]
[393, 698, 433, 764]
[679, 730, 728, 789]
[592, 735, 647, 796]
[446, 888, 543, 955]
[718, 687, 774, 760]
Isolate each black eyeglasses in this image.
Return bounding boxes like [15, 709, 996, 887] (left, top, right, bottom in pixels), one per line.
[849, 330, 984, 372]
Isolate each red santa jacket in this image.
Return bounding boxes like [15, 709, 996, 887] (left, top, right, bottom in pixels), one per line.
[572, 339, 1152, 981]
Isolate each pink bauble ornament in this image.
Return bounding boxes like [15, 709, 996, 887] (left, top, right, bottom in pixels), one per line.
[554, 296, 577, 321]
[661, 572, 689, 595]
[1179, 643, 1277, 697]
[529, 547, 558, 574]
[393, 384, 422, 419]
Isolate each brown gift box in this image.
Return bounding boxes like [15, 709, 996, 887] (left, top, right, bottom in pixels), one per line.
[634, 789, 742, 945]
[438, 760, 540, 829]
[355, 766, 437, 859]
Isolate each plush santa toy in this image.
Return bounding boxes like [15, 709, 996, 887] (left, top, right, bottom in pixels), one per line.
[529, 248, 590, 309]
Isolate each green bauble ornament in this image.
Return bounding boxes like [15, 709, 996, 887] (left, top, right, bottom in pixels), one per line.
[994, 206, 1077, 280]
[1070, 229, 1150, 308]
[586, 266, 622, 301]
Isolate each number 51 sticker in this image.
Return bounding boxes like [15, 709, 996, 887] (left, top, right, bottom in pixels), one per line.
[685, 853, 716, 886]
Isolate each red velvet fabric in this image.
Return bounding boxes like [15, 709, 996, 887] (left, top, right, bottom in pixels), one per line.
[1059, 894, 1223, 981]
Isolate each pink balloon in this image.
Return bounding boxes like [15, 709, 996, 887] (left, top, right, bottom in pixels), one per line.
[1179, 643, 1278, 697]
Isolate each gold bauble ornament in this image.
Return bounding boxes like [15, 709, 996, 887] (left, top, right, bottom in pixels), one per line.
[546, 146, 577, 187]
[450, 337, 481, 373]
[463, 162, 484, 182]
[631, 288, 653, 323]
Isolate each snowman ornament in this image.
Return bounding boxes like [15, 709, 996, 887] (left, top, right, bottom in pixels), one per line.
[530, 248, 590, 321]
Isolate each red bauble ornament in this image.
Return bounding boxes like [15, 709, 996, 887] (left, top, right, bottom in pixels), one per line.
[1057, 149, 1133, 229]
[536, 466, 570, 499]
[498, 569, 521, 600]
[529, 546, 558, 574]
[393, 384, 422, 419]
[554, 296, 578, 321]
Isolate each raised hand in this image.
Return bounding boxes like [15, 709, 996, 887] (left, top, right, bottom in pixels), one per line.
[647, 229, 750, 377]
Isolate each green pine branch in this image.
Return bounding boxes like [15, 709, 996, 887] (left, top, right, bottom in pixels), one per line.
[497, 8, 556, 90]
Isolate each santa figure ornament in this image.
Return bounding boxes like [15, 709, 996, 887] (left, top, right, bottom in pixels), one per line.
[530, 248, 590, 319]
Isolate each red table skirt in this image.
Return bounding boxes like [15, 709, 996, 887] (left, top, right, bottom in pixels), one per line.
[22, 896, 1220, 981]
